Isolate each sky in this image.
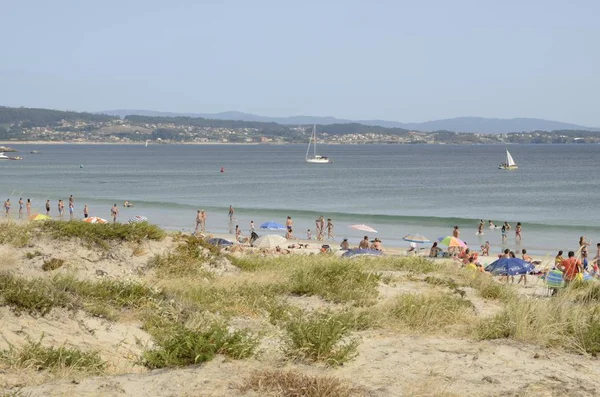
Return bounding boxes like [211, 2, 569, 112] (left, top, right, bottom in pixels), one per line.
[1, 0, 599, 126]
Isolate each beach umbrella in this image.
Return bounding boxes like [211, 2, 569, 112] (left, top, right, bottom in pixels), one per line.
[128, 215, 148, 224]
[437, 236, 467, 247]
[485, 258, 535, 276]
[252, 234, 287, 249]
[342, 248, 384, 258]
[349, 224, 378, 233]
[84, 217, 108, 224]
[260, 221, 286, 230]
[207, 237, 234, 247]
[402, 234, 431, 244]
[29, 213, 51, 221]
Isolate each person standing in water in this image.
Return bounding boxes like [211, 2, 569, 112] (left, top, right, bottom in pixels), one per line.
[18, 198, 23, 218]
[200, 210, 206, 232]
[228, 205, 235, 221]
[453, 226, 460, 239]
[327, 218, 334, 240]
[26, 198, 31, 217]
[195, 210, 202, 234]
[68, 199, 75, 219]
[515, 222, 522, 242]
[477, 220, 484, 235]
[83, 204, 89, 219]
[111, 204, 119, 223]
[45, 200, 50, 216]
[4, 199, 10, 217]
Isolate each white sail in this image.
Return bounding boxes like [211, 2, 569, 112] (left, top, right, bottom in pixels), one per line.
[306, 125, 331, 163]
[506, 150, 516, 166]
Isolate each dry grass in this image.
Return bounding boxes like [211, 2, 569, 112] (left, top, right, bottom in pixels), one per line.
[239, 369, 370, 397]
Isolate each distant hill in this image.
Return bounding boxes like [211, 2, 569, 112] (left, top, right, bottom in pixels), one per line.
[99, 110, 599, 133]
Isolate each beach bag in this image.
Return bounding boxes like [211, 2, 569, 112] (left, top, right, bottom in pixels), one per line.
[546, 270, 564, 289]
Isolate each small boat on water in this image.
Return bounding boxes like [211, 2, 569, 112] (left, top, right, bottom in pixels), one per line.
[499, 149, 518, 170]
[305, 125, 332, 164]
[30, 150, 40, 154]
[0, 152, 9, 160]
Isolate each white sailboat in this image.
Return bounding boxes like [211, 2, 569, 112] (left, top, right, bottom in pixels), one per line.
[499, 149, 518, 170]
[305, 125, 332, 164]
[145, 140, 149, 148]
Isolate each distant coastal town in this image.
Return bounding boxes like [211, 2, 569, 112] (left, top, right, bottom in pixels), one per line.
[1, 106, 600, 145]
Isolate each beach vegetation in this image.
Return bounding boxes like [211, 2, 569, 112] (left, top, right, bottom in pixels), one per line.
[0, 272, 72, 316]
[382, 293, 474, 332]
[38, 220, 165, 249]
[25, 250, 43, 259]
[0, 222, 32, 248]
[283, 310, 360, 365]
[146, 235, 213, 278]
[289, 261, 380, 306]
[41, 258, 64, 272]
[141, 320, 258, 369]
[239, 369, 369, 397]
[0, 337, 105, 373]
[371, 256, 438, 273]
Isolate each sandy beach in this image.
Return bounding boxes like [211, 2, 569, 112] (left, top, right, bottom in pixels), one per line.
[1, 218, 598, 396]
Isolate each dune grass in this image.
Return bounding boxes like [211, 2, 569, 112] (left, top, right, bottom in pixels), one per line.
[0, 222, 32, 248]
[141, 319, 258, 369]
[370, 256, 439, 273]
[41, 258, 64, 271]
[0, 337, 105, 373]
[0, 272, 73, 316]
[283, 310, 360, 365]
[239, 370, 369, 397]
[38, 220, 165, 249]
[146, 234, 213, 278]
[475, 289, 600, 355]
[289, 261, 380, 306]
[381, 293, 474, 333]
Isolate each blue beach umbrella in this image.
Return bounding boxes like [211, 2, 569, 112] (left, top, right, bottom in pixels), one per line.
[485, 258, 535, 276]
[342, 249, 384, 258]
[260, 221, 286, 230]
[207, 237, 234, 247]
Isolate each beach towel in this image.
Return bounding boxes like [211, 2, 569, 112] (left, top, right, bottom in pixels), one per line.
[546, 270, 565, 289]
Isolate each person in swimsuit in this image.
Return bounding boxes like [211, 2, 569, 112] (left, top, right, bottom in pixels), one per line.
[250, 220, 255, 233]
[515, 222, 522, 242]
[488, 220, 496, 229]
[83, 204, 89, 218]
[501, 225, 507, 241]
[69, 200, 75, 219]
[111, 204, 119, 223]
[579, 236, 590, 256]
[327, 218, 334, 240]
[315, 218, 321, 240]
[358, 236, 370, 249]
[228, 205, 234, 221]
[195, 210, 202, 234]
[477, 220, 484, 235]
[285, 216, 293, 239]
[3, 199, 10, 216]
[200, 210, 206, 232]
[306, 229, 312, 240]
[452, 226, 460, 239]
[26, 198, 31, 217]
[45, 200, 51, 216]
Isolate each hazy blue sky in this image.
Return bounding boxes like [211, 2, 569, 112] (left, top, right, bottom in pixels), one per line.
[1, 0, 599, 125]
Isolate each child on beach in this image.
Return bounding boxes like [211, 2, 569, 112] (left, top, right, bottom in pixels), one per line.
[306, 229, 312, 240]
[481, 241, 490, 256]
[501, 225, 507, 241]
[515, 222, 522, 241]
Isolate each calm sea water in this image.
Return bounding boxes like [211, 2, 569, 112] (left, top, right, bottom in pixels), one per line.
[1, 143, 599, 256]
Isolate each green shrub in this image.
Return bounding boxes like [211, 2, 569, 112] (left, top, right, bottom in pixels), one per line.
[42, 258, 64, 271]
[25, 250, 43, 259]
[383, 294, 473, 332]
[38, 220, 165, 250]
[0, 223, 32, 248]
[283, 310, 359, 366]
[0, 272, 72, 316]
[0, 337, 105, 373]
[141, 321, 258, 368]
[147, 235, 212, 278]
[289, 261, 380, 306]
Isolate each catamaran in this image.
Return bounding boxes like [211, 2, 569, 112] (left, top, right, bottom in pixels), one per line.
[305, 125, 332, 164]
[499, 149, 518, 170]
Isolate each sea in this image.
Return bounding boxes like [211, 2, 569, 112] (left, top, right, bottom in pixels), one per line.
[1, 143, 599, 258]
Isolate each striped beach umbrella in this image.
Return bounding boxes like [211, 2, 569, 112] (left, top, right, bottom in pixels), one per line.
[128, 215, 148, 224]
[84, 217, 108, 224]
[402, 234, 431, 244]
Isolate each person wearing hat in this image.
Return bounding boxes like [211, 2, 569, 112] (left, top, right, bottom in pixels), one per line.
[340, 238, 350, 250]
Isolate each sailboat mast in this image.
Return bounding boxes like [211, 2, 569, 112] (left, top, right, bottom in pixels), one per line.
[313, 125, 317, 157]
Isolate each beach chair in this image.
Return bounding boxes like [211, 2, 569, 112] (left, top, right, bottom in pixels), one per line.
[545, 269, 565, 295]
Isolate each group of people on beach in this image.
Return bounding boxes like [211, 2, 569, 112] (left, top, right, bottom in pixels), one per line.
[475, 220, 522, 242]
[3, 195, 125, 223]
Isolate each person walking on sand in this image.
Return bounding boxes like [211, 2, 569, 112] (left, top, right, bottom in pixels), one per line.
[286, 216, 293, 239]
[111, 204, 119, 223]
[18, 198, 23, 218]
[228, 205, 234, 221]
[250, 220, 255, 234]
[195, 210, 202, 234]
[318, 216, 325, 241]
[327, 218, 334, 240]
[453, 226, 460, 239]
[45, 199, 50, 216]
[26, 198, 31, 217]
[315, 218, 322, 240]
[4, 199, 10, 217]
[83, 204, 89, 219]
[515, 222, 522, 242]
